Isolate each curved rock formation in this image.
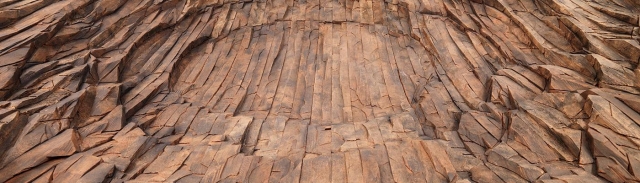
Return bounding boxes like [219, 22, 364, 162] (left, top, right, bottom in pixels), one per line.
[0, 0, 639, 182]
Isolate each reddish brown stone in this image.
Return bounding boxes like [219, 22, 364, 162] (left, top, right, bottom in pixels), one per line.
[0, 0, 638, 182]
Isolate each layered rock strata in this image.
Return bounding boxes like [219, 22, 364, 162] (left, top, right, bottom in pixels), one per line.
[0, 0, 639, 182]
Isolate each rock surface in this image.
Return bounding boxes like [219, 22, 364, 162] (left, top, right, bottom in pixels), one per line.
[0, 0, 639, 182]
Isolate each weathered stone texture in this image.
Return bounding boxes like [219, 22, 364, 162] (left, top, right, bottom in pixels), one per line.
[0, 0, 638, 182]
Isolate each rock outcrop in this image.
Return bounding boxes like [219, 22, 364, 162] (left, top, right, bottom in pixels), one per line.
[0, 0, 639, 182]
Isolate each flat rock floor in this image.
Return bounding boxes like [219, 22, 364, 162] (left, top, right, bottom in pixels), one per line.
[0, 0, 639, 182]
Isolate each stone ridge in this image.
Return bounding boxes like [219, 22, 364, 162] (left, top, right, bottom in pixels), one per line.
[0, 0, 639, 182]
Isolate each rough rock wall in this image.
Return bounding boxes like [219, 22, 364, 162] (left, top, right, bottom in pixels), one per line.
[0, 0, 639, 182]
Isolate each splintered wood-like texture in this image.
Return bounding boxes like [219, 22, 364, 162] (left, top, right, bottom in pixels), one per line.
[0, 0, 638, 182]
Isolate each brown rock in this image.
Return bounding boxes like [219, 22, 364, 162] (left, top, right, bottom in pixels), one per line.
[0, 0, 638, 182]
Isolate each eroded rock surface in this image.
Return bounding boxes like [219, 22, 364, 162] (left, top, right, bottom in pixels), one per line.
[0, 0, 639, 182]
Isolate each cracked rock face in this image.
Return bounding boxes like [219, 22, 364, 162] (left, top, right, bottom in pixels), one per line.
[0, 0, 639, 182]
